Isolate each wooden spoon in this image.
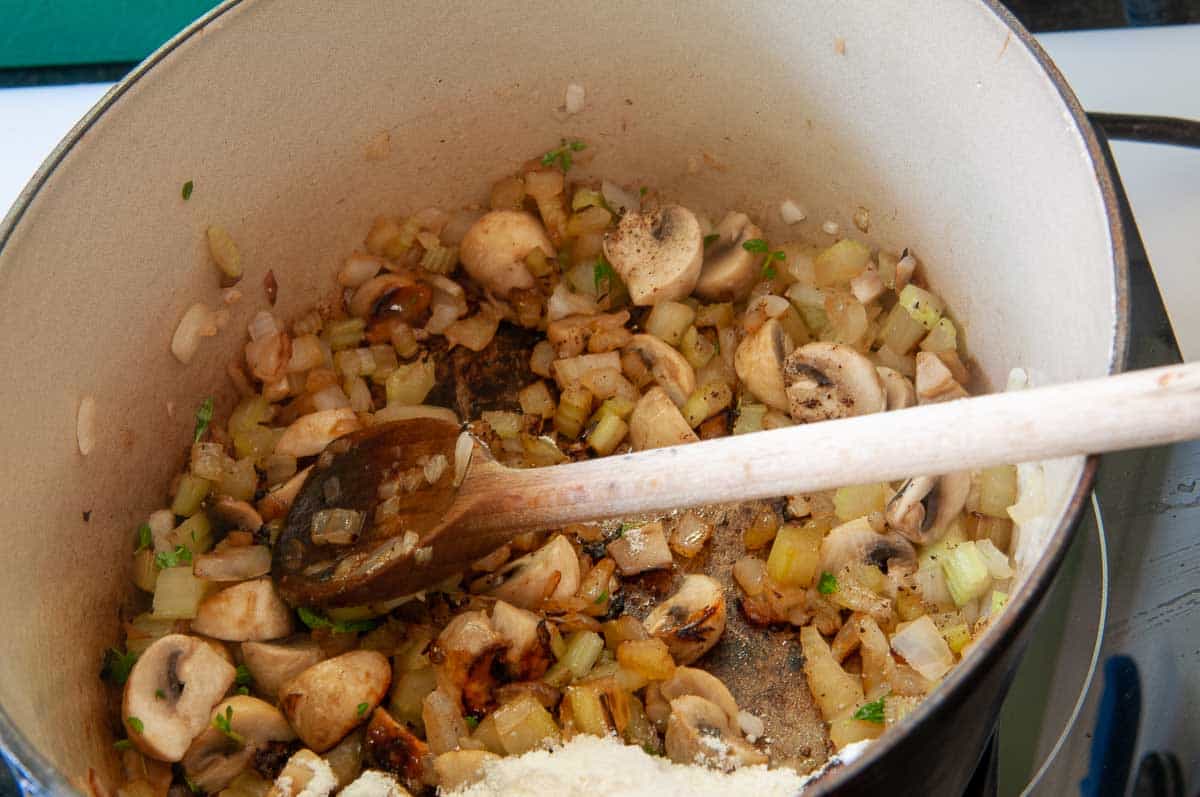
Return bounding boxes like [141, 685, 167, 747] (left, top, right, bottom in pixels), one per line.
[272, 362, 1200, 607]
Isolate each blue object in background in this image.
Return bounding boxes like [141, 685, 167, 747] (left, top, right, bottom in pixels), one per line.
[1081, 655, 1142, 796]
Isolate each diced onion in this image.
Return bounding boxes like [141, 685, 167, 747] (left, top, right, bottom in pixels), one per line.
[311, 508, 365, 545]
[311, 384, 351, 411]
[974, 539, 1014, 580]
[601, 180, 640, 216]
[547, 282, 599, 322]
[780, 199, 807, 224]
[76, 396, 96, 456]
[564, 82, 585, 114]
[171, 303, 219, 364]
[337, 253, 384, 287]
[891, 615, 954, 681]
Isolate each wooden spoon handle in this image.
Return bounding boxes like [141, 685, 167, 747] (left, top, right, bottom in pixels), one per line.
[460, 362, 1200, 534]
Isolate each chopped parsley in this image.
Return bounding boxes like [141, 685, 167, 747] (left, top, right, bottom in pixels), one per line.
[593, 256, 617, 294]
[155, 544, 193, 570]
[464, 715, 480, 730]
[113, 739, 133, 751]
[184, 777, 202, 795]
[540, 139, 586, 172]
[639, 187, 648, 196]
[103, 648, 138, 686]
[594, 590, 609, 605]
[703, 233, 720, 248]
[127, 716, 144, 734]
[743, 239, 786, 279]
[357, 702, 370, 717]
[213, 705, 244, 746]
[853, 695, 887, 724]
[134, 523, 152, 553]
[817, 571, 838, 595]
[154, 689, 165, 701]
[642, 743, 661, 757]
[234, 665, 252, 695]
[181, 180, 194, 201]
[297, 606, 379, 634]
[193, 396, 214, 443]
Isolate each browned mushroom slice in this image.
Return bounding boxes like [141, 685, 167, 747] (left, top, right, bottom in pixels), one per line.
[122, 634, 236, 762]
[242, 636, 325, 700]
[488, 535, 580, 610]
[783, 342, 886, 423]
[643, 575, 727, 665]
[191, 578, 294, 641]
[876, 366, 917, 410]
[628, 387, 699, 451]
[428, 610, 505, 713]
[602, 206, 704, 305]
[664, 695, 767, 770]
[280, 650, 392, 753]
[182, 696, 296, 793]
[819, 516, 918, 576]
[624, 334, 696, 407]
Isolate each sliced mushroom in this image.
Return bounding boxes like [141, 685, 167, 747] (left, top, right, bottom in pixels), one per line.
[490, 601, 552, 681]
[643, 575, 726, 665]
[191, 578, 294, 642]
[242, 637, 325, 700]
[459, 210, 554, 298]
[628, 387, 699, 451]
[193, 544, 272, 582]
[783, 342, 886, 423]
[602, 206, 704, 305]
[348, 274, 418, 319]
[819, 517, 918, 576]
[915, 351, 969, 403]
[280, 650, 392, 752]
[885, 472, 971, 545]
[182, 696, 296, 793]
[211, 497, 265, 533]
[659, 667, 740, 728]
[876, 366, 917, 410]
[624, 334, 696, 407]
[258, 465, 314, 522]
[267, 749, 338, 797]
[664, 695, 767, 770]
[733, 318, 793, 411]
[363, 707, 428, 789]
[122, 634, 236, 762]
[275, 409, 361, 458]
[607, 520, 673, 576]
[489, 535, 580, 610]
[430, 611, 505, 712]
[340, 770, 413, 797]
[693, 212, 764, 302]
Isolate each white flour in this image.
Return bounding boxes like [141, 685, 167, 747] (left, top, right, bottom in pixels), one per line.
[442, 735, 873, 796]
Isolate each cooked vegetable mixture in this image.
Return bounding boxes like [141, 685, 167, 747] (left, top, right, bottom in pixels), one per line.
[104, 143, 1021, 797]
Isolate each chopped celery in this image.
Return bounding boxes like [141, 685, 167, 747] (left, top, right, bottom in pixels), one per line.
[978, 464, 1019, 518]
[833, 483, 890, 521]
[561, 631, 605, 680]
[988, 590, 1009, 617]
[492, 696, 560, 755]
[554, 387, 592, 440]
[563, 685, 611, 736]
[588, 414, 628, 456]
[767, 523, 823, 587]
[940, 541, 992, 606]
[323, 317, 366, 352]
[679, 326, 716, 369]
[876, 302, 927, 354]
[919, 317, 958, 353]
[644, 301, 696, 347]
[593, 396, 636, 423]
[171, 474, 211, 517]
[131, 548, 158, 593]
[897, 284, 945, 330]
[941, 622, 971, 654]
[175, 512, 213, 555]
[733, 403, 767, 435]
[385, 358, 436, 406]
[151, 567, 209, 619]
[814, 239, 871, 286]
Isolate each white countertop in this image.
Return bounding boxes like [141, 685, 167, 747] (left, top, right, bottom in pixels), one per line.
[2, 26, 1199, 356]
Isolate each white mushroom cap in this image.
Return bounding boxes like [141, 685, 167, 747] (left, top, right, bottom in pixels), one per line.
[664, 695, 767, 770]
[268, 748, 339, 797]
[459, 210, 554, 298]
[241, 637, 325, 700]
[693, 212, 765, 302]
[602, 206, 704, 305]
[820, 516, 918, 576]
[182, 696, 297, 793]
[623, 334, 696, 407]
[191, 578, 294, 642]
[628, 387, 699, 451]
[489, 535, 580, 610]
[783, 342, 886, 423]
[885, 472, 971, 545]
[643, 574, 726, 665]
[122, 634, 237, 762]
[733, 318, 794, 412]
[659, 667, 740, 728]
[280, 650, 392, 752]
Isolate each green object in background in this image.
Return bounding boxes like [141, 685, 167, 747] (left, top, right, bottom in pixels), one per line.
[0, 1, 220, 69]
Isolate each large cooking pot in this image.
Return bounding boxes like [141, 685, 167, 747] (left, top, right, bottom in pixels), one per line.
[0, 1, 1127, 794]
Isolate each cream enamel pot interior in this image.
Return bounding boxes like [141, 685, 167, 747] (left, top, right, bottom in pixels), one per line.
[0, 1, 1126, 794]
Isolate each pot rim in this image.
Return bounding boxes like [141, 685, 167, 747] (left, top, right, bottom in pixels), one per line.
[0, 1, 1131, 793]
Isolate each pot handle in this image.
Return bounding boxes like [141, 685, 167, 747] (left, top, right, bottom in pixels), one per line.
[1086, 112, 1200, 149]
[0, 753, 48, 797]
